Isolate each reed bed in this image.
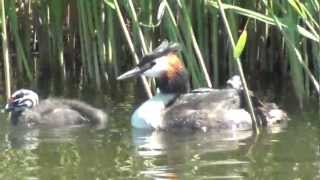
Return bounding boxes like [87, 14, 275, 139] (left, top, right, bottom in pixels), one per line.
[0, 0, 319, 106]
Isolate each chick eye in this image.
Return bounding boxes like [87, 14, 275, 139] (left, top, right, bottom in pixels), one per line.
[13, 93, 24, 99]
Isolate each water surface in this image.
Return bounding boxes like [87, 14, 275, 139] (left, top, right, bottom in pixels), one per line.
[0, 87, 319, 180]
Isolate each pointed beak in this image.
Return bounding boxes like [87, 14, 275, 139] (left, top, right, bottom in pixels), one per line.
[4, 99, 14, 112]
[5, 104, 11, 112]
[117, 67, 144, 80]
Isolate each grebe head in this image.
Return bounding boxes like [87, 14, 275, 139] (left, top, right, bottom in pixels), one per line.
[5, 89, 39, 112]
[118, 41, 190, 94]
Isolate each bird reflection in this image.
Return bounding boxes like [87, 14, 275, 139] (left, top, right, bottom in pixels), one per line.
[131, 129, 254, 179]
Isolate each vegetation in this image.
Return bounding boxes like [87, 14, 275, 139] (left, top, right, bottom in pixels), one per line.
[0, 0, 319, 106]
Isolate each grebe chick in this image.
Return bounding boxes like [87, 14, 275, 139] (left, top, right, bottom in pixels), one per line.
[5, 89, 107, 128]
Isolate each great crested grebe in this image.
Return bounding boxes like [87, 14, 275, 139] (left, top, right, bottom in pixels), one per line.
[118, 41, 288, 131]
[5, 89, 107, 128]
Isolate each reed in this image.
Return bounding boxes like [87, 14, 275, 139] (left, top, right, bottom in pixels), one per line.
[113, 0, 152, 98]
[0, 0, 11, 99]
[217, 0, 259, 133]
[7, 0, 32, 81]
[0, 0, 319, 106]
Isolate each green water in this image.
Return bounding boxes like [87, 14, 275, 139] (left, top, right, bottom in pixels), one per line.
[0, 88, 319, 180]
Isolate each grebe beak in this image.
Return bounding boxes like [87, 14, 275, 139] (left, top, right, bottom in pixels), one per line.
[117, 59, 157, 80]
[117, 66, 144, 80]
[117, 40, 181, 81]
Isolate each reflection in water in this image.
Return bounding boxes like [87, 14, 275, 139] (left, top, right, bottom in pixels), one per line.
[0, 98, 318, 179]
[131, 129, 254, 179]
[7, 125, 91, 150]
[132, 129, 253, 156]
[8, 127, 40, 150]
[0, 147, 39, 179]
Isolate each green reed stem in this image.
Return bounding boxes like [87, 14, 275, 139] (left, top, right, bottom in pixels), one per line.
[84, 0, 101, 89]
[217, 0, 259, 134]
[128, 0, 148, 54]
[113, 0, 152, 98]
[264, 2, 320, 97]
[0, 0, 11, 99]
[78, 0, 93, 79]
[106, 5, 118, 77]
[7, 0, 32, 81]
[209, 7, 219, 86]
[180, 0, 212, 88]
[92, 1, 106, 83]
[158, 0, 202, 88]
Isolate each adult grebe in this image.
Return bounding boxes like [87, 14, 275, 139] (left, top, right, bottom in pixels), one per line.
[5, 89, 107, 128]
[118, 41, 287, 131]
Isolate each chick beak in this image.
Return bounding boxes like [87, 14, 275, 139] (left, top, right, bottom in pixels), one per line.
[4, 98, 14, 112]
[117, 66, 144, 80]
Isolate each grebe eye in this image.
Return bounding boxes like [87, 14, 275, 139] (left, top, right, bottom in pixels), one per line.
[139, 61, 156, 73]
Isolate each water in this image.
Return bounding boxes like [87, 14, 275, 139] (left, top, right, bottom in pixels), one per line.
[0, 87, 319, 180]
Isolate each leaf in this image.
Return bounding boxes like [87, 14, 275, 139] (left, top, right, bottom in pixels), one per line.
[234, 29, 247, 59]
[297, 25, 319, 42]
[208, 1, 319, 42]
[288, 0, 306, 18]
[157, 0, 166, 22]
[104, 0, 115, 9]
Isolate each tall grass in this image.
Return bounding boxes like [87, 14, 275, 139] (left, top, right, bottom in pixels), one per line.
[0, 0, 319, 106]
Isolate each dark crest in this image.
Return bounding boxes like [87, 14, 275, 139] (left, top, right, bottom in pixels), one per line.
[138, 40, 181, 67]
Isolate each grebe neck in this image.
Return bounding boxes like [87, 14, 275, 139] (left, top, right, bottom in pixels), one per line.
[157, 53, 190, 94]
[158, 69, 190, 94]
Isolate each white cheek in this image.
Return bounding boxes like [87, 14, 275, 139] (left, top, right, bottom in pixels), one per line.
[143, 57, 168, 77]
[24, 100, 34, 108]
